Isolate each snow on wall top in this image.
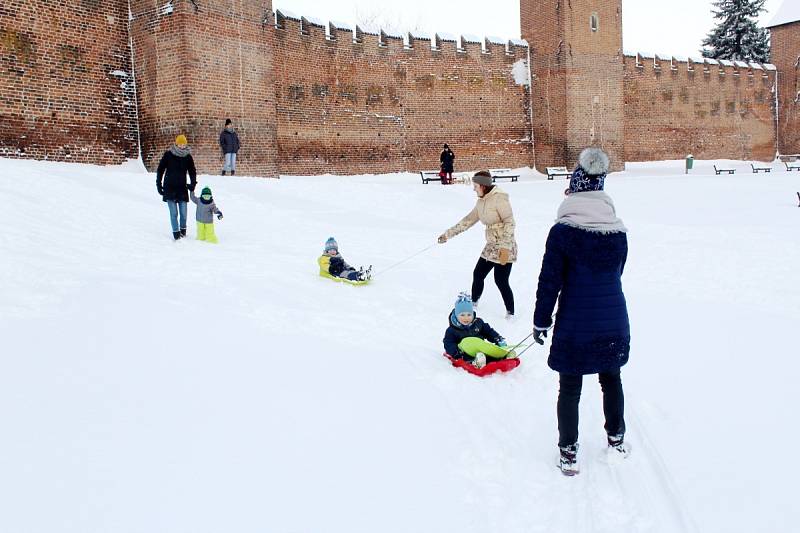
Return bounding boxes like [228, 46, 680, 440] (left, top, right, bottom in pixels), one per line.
[273, 10, 527, 54]
[767, 0, 800, 28]
[624, 51, 777, 74]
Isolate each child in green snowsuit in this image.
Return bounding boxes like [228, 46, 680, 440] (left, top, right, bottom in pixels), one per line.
[189, 186, 223, 243]
[443, 293, 517, 368]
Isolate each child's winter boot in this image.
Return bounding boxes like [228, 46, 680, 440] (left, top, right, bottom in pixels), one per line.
[172, 231, 181, 241]
[559, 443, 580, 476]
[473, 352, 487, 369]
[180, 227, 186, 238]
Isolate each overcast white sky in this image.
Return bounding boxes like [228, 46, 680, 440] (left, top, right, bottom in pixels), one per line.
[273, 0, 786, 58]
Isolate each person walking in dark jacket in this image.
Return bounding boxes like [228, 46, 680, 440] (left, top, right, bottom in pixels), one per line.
[219, 118, 240, 176]
[532, 147, 630, 476]
[440, 144, 455, 185]
[156, 134, 197, 240]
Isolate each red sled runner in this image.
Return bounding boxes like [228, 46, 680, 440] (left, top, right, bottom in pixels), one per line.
[443, 352, 521, 377]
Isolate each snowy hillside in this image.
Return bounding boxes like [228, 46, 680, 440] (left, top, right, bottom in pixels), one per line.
[1, 157, 798, 532]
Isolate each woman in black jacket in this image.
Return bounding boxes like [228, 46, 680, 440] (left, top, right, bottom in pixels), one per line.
[440, 144, 455, 185]
[156, 134, 197, 240]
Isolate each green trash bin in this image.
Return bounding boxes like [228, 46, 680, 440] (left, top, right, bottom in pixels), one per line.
[685, 154, 694, 174]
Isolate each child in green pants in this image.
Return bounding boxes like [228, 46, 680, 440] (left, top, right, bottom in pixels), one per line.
[443, 293, 517, 368]
[189, 186, 223, 243]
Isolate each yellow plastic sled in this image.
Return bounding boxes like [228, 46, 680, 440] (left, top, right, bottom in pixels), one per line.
[318, 256, 371, 286]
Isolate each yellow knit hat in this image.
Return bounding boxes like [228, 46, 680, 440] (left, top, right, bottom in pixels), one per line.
[175, 134, 188, 146]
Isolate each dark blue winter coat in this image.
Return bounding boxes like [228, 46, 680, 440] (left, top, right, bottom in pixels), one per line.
[219, 129, 240, 154]
[533, 223, 630, 375]
[443, 311, 504, 358]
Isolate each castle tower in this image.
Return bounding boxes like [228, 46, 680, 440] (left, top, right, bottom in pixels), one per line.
[129, 0, 278, 177]
[521, 0, 625, 171]
[768, 4, 800, 156]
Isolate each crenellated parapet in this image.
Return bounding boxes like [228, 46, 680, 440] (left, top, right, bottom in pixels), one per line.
[623, 52, 776, 84]
[273, 9, 528, 63]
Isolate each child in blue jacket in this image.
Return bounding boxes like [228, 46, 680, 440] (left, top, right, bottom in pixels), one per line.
[443, 293, 516, 368]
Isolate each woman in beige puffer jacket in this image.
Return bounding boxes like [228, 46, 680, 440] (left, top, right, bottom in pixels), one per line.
[438, 171, 518, 318]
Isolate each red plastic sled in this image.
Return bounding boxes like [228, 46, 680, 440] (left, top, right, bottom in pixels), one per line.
[443, 353, 521, 377]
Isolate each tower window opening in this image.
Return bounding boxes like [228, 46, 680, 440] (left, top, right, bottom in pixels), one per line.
[590, 13, 599, 33]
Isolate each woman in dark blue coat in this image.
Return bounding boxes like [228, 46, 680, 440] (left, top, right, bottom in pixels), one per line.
[532, 147, 630, 476]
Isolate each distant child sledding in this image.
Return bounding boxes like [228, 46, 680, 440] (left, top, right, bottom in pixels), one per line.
[189, 186, 223, 243]
[317, 237, 372, 284]
[442, 292, 520, 376]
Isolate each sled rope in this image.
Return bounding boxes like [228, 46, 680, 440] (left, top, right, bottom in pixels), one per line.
[508, 332, 535, 357]
[373, 244, 436, 277]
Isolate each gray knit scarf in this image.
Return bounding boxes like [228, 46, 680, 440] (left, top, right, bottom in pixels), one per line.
[555, 191, 627, 234]
[170, 144, 191, 157]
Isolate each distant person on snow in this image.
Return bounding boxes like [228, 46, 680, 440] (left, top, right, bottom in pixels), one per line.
[219, 118, 240, 176]
[438, 170, 518, 319]
[532, 147, 630, 477]
[443, 293, 516, 369]
[156, 134, 197, 240]
[440, 143, 455, 185]
[317, 238, 370, 282]
[189, 186, 223, 244]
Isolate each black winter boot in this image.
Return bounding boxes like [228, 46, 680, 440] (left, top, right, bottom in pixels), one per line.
[180, 228, 186, 238]
[222, 170, 226, 176]
[607, 434, 630, 458]
[231, 170, 235, 176]
[558, 443, 579, 476]
[172, 231, 181, 241]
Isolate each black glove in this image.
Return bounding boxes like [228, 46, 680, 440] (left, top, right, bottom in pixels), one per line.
[216, 211, 223, 220]
[533, 328, 548, 345]
[188, 184, 196, 192]
[157, 187, 163, 196]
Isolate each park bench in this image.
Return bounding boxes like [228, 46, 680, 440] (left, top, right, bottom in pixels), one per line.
[751, 163, 772, 173]
[785, 161, 800, 172]
[714, 165, 735, 175]
[489, 168, 519, 182]
[419, 170, 443, 184]
[546, 166, 572, 180]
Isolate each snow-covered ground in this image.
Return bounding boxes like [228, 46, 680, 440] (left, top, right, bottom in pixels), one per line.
[1, 156, 797, 532]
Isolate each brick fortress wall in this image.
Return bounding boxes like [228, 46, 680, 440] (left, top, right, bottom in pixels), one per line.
[770, 21, 800, 155]
[0, 0, 138, 163]
[623, 54, 777, 162]
[129, 0, 278, 177]
[271, 12, 534, 175]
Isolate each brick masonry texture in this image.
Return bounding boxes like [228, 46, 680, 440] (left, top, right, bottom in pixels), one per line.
[523, 0, 625, 172]
[0, 0, 138, 163]
[2, 0, 800, 176]
[770, 22, 800, 155]
[272, 15, 533, 175]
[623, 56, 777, 162]
[129, 0, 278, 177]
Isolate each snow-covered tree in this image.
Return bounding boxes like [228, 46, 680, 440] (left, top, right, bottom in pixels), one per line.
[701, 0, 770, 63]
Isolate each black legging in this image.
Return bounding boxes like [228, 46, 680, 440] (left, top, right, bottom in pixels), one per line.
[557, 371, 626, 447]
[471, 257, 514, 314]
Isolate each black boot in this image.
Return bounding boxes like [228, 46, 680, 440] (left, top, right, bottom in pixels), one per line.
[221, 170, 226, 176]
[230, 170, 235, 176]
[172, 231, 181, 241]
[558, 444, 579, 476]
[180, 227, 186, 238]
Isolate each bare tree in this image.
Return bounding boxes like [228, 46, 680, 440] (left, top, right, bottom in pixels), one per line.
[354, 3, 425, 36]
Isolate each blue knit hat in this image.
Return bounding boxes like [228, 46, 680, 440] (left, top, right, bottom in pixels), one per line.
[454, 292, 474, 316]
[324, 237, 338, 253]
